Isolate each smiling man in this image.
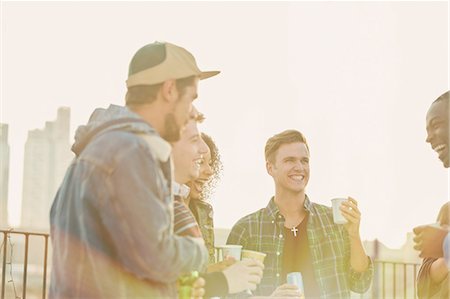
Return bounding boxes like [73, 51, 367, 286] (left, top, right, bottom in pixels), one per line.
[227, 130, 373, 298]
[426, 91, 449, 168]
[414, 90, 449, 299]
[49, 41, 219, 298]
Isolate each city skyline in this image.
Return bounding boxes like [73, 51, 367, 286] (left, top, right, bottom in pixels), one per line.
[20, 107, 72, 230]
[0, 108, 73, 230]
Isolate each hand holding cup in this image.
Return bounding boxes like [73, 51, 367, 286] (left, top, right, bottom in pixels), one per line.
[332, 197, 361, 239]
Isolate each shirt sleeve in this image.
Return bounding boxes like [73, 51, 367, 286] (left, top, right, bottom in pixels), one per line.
[174, 196, 202, 238]
[226, 219, 249, 247]
[417, 257, 442, 298]
[99, 142, 208, 283]
[443, 233, 450, 269]
[349, 256, 374, 293]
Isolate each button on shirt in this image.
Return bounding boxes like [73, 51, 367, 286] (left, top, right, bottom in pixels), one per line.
[226, 196, 373, 298]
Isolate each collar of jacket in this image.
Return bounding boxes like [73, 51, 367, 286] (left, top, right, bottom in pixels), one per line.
[136, 134, 172, 162]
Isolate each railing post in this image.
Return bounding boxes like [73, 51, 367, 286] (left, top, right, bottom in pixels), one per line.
[42, 235, 49, 299]
[22, 233, 29, 299]
[1, 231, 7, 299]
[414, 264, 418, 299]
[393, 263, 396, 299]
[382, 262, 386, 299]
[371, 261, 377, 299]
[403, 264, 407, 298]
[372, 240, 379, 299]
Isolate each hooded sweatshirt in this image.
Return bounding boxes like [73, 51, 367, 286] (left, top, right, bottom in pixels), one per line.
[49, 104, 208, 298]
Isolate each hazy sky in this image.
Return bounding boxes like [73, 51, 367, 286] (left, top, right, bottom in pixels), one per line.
[1, 1, 449, 248]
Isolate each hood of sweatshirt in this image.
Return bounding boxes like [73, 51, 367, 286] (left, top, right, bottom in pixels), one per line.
[71, 104, 155, 156]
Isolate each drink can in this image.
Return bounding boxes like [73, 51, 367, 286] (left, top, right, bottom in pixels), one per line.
[287, 272, 304, 293]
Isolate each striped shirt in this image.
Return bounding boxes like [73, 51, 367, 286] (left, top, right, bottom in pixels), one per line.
[173, 182, 202, 238]
[227, 196, 373, 298]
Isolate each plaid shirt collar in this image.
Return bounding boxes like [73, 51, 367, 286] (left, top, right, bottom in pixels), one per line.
[265, 194, 314, 219]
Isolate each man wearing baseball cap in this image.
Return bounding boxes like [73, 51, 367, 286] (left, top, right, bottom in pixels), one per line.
[49, 41, 219, 298]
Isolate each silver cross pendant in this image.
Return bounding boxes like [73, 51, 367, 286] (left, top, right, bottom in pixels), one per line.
[291, 227, 298, 237]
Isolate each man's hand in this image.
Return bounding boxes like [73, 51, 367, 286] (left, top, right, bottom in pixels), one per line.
[221, 258, 264, 294]
[270, 284, 304, 298]
[341, 197, 361, 239]
[191, 277, 205, 299]
[413, 224, 450, 258]
[206, 256, 236, 273]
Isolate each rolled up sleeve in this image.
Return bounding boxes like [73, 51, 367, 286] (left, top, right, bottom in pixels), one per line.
[349, 256, 374, 293]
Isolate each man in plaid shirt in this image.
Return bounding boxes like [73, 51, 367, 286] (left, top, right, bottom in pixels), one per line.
[227, 130, 373, 298]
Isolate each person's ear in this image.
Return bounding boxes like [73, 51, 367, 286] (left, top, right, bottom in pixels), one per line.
[266, 160, 274, 176]
[160, 79, 178, 104]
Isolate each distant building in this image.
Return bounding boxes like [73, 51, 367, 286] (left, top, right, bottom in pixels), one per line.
[0, 123, 10, 228]
[21, 108, 73, 230]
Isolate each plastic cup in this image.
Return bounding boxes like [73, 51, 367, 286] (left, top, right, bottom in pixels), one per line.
[331, 197, 348, 224]
[287, 272, 304, 294]
[217, 245, 242, 261]
[241, 249, 267, 263]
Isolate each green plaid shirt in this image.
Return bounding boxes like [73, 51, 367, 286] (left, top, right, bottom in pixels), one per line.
[227, 196, 373, 298]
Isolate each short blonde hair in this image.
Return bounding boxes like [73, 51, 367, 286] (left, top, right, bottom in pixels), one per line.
[265, 130, 309, 163]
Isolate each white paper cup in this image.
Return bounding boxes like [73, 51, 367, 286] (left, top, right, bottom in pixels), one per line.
[331, 198, 348, 224]
[217, 245, 242, 261]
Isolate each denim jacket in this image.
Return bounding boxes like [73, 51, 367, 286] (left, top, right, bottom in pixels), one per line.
[49, 104, 208, 298]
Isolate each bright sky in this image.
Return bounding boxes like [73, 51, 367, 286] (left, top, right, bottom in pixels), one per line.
[1, 1, 449, 248]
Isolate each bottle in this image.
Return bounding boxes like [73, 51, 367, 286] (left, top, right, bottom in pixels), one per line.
[287, 272, 304, 294]
[178, 271, 199, 299]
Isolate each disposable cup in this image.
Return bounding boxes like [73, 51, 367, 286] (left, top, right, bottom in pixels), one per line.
[241, 249, 267, 263]
[241, 249, 266, 296]
[217, 245, 242, 261]
[331, 198, 348, 224]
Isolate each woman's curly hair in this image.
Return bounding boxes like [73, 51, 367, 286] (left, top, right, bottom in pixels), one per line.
[200, 132, 223, 201]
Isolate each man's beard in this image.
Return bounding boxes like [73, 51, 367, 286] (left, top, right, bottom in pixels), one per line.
[161, 112, 181, 142]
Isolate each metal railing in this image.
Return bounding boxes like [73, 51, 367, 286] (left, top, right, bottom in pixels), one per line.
[355, 260, 421, 299]
[1, 229, 49, 299]
[1, 229, 423, 299]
